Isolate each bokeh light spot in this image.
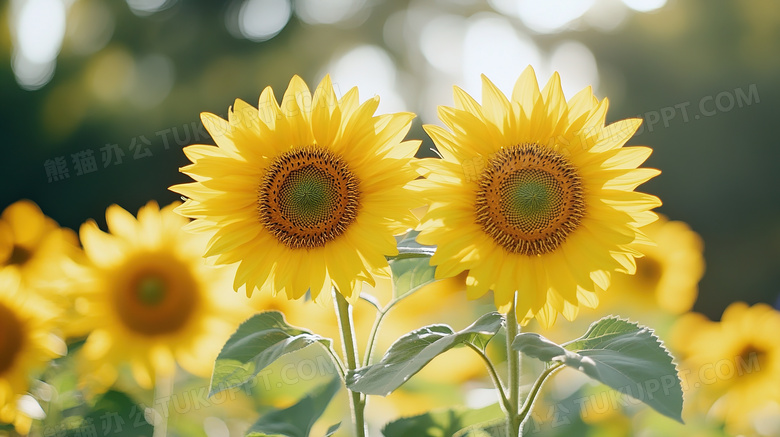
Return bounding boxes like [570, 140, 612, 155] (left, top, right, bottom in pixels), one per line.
[12, 55, 56, 91]
[295, 0, 364, 25]
[584, 0, 629, 32]
[548, 41, 600, 98]
[239, 0, 291, 42]
[324, 45, 406, 114]
[126, 0, 174, 16]
[516, 0, 595, 34]
[11, 0, 66, 90]
[65, 0, 115, 56]
[129, 54, 176, 108]
[622, 0, 667, 13]
[462, 13, 541, 96]
[16, 0, 66, 63]
[86, 47, 137, 102]
[420, 14, 466, 73]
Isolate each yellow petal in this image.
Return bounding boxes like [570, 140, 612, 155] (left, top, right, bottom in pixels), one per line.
[312, 75, 340, 148]
[79, 221, 125, 267]
[480, 74, 512, 131]
[105, 204, 139, 242]
[511, 65, 541, 114]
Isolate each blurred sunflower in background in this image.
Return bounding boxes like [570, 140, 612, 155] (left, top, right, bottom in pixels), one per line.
[671, 302, 780, 434]
[0, 200, 80, 292]
[171, 75, 421, 303]
[414, 65, 661, 327]
[71, 201, 247, 392]
[0, 268, 64, 434]
[599, 214, 704, 315]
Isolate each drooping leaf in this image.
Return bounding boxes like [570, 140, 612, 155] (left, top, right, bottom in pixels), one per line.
[245, 378, 340, 437]
[347, 312, 503, 395]
[210, 311, 331, 397]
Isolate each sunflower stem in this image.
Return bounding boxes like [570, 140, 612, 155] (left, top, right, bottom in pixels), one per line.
[152, 371, 173, 437]
[506, 294, 522, 437]
[324, 344, 348, 380]
[334, 290, 367, 437]
[518, 362, 563, 429]
[363, 308, 385, 367]
[466, 343, 512, 414]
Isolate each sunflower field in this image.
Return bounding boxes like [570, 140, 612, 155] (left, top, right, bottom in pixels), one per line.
[2, 1, 779, 436]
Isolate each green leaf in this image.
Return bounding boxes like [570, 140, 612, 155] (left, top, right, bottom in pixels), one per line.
[512, 333, 568, 362]
[211, 311, 331, 397]
[513, 333, 600, 380]
[390, 230, 436, 260]
[245, 378, 340, 437]
[324, 423, 341, 436]
[382, 404, 503, 437]
[389, 256, 437, 300]
[347, 312, 503, 395]
[73, 390, 153, 437]
[513, 316, 684, 423]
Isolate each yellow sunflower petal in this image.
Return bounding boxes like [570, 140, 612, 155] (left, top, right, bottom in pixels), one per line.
[415, 66, 660, 326]
[72, 202, 243, 391]
[170, 76, 420, 304]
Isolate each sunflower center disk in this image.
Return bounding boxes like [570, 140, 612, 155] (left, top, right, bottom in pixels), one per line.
[0, 302, 24, 374]
[635, 256, 663, 286]
[738, 344, 768, 370]
[113, 255, 199, 336]
[281, 166, 339, 227]
[137, 276, 167, 306]
[259, 146, 360, 249]
[476, 143, 585, 256]
[8, 245, 32, 266]
[502, 169, 564, 231]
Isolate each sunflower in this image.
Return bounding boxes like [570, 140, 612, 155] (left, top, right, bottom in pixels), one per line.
[413, 66, 661, 327]
[599, 214, 704, 314]
[0, 267, 63, 434]
[671, 302, 780, 433]
[170, 75, 420, 303]
[0, 200, 80, 290]
[73, 201, 247, 391]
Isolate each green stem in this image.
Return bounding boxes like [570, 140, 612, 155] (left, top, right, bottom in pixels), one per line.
[518, 362, 563, 429]
[324, 344, 348, 380]
[363, 284, 429, 367]
[363, 308, 385, 367]
[506, 294, 521, 437]
[334, 290, 367, 437]
[153, 371, 173, 437]
[466, 343, 511, 414]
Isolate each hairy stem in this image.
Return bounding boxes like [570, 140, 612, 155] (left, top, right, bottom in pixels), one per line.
[506, 294, 521, 437]
[518, 362, 564, 429]
[334, 290, 367, 437]
[363, 308, 386, 368]
[466, 343, 511, 414]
